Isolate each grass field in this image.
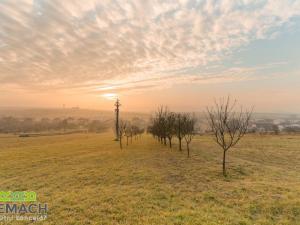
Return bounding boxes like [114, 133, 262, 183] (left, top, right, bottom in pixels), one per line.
[0, 133, 300, 225]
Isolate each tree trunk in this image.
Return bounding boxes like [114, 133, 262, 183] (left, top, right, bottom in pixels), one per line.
[179, 138, 182, 151]
[126, 137, 129, 146]
[164, 137, 167, 146]
[119, 138, 122, 149]
[168, 137, 172, 148]
[187, 143, 190, 157]
[223, 150, 227, 176]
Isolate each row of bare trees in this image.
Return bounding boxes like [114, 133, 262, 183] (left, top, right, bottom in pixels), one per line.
[115, 97, 252, 176]
[147, 107, 197, 157]
[118, 121, 144, 149]
[147, 97, 252, 176]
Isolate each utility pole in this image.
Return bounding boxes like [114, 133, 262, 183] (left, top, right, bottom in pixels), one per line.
[114, 99, 121, 141]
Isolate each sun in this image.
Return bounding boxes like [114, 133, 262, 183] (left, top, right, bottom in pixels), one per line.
[101, 93, 118, 100]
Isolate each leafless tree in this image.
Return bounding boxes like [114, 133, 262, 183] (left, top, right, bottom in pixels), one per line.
[119, 120, 127, 149]
[175, 113, 185, 151]
[183, 114, 196, 157]
[166, 112, 176, 148]
[206, 96, 253, 176]
[159, 106, 169, 145]
[125, 123, 132, 146]
[131, 125, 144, 140]
[150, 106, 169, 145]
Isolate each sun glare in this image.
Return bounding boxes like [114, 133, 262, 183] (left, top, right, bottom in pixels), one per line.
[102, 93, 118, 100]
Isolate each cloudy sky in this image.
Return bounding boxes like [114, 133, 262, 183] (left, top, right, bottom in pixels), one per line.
[0, 0, 300, 112]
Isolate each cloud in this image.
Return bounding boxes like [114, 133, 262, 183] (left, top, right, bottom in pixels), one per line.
[0, 0, 299, 93]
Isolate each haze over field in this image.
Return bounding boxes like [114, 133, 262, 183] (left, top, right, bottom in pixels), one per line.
[0, 0, 300, 113]
[1, 2, 300, 224]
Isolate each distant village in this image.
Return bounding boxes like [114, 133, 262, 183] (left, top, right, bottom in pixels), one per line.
[196, 114, 300, 135]
[249, 116, 300, 134]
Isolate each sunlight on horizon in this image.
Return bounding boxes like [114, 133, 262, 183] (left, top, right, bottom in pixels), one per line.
[0, 0, 300, 112]
[101, 93, 118, 101]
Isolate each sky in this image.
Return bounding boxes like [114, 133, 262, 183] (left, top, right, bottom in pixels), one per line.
[0, 0, 300, 113]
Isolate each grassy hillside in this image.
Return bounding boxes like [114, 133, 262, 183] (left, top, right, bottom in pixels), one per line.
[0, 133, 300, 224]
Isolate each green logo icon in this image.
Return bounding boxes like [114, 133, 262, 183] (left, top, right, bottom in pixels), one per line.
[0, 191, 36, 202]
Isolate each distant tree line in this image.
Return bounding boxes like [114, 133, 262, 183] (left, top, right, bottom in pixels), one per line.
[0, 117, 109, 134]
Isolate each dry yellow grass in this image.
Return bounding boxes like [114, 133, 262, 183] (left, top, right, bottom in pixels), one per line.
[0, 133, 300, 224]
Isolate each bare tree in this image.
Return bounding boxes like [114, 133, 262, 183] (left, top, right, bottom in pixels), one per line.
[160, 106, 169, 145]
[183, 114, 196, 157]
[152, 106, 168, 145]
[166, 112, 176, 148]
[119, 120, 127, 149]
[175, 113, 185, 151]
[206, 96, 252, 176]
[125, 123, 132, 146]
[131, 125, 143, 141]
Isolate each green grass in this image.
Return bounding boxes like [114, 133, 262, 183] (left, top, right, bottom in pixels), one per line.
[0, 133, 300, 224]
